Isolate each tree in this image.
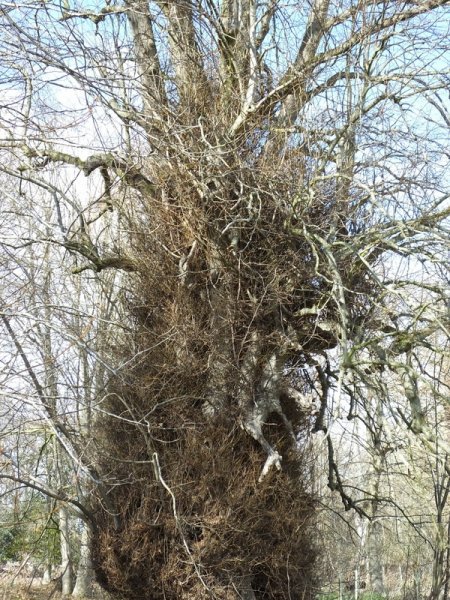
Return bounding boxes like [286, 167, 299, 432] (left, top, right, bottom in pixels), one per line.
[0, 186, 119, 596]
[1, 1, 449, 599]
[314, 347, 450, 600]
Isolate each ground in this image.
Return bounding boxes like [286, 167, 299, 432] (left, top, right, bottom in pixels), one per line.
[0, 578, 113, 600]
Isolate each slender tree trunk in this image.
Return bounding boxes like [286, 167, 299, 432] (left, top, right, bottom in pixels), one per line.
[367, 516, 385, 596]
[72, 522, 93, 598]
[59, 505, 74, 596]
[42, 565, 52, 585]
[444, 517, 450, 600]
[42, 495, 53, 585]
[367, 400, 386, 597]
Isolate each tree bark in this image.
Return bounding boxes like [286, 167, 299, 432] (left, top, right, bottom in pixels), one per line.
[367, 516, 385, 596]
[59, 505, 74, 597]
[72, 522, 93, 598]
[42, 565, 52, 585]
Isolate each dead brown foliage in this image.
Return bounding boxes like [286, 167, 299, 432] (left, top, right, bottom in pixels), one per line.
[93, 412, 317, 600]
[89, 120, 370, 600]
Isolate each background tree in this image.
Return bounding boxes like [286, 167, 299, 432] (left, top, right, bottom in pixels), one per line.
[0, 1, 449, 599]
[316, 347, 450, 600]
[0, 183, 120, 597]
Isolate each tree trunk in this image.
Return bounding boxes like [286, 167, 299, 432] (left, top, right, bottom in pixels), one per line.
[59, 505, 74, 596]
[72, 521, 93, 598]
[42, 564, 52, 585]
[367, 517, 385, 596]
[42, 495, 54, 585]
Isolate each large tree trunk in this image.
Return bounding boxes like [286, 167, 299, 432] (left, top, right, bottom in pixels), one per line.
[72, 522, 93, 598]
[1, 1, 449, 599]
